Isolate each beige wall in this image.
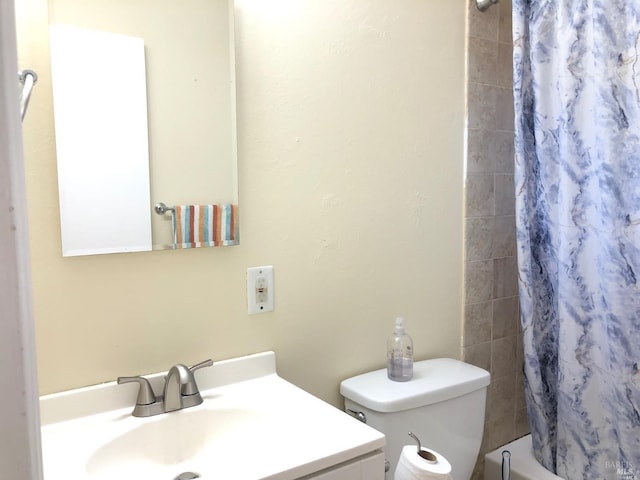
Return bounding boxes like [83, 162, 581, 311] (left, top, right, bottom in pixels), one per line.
[17, 0, 466, 408]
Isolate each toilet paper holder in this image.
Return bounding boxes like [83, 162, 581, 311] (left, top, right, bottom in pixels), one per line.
[408, 432, 437, 464]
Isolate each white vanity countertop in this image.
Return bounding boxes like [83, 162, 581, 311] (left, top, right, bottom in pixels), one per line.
[39, 352, 385, 479]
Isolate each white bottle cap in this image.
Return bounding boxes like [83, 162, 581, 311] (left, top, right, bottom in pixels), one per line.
[395, 316, 405, 334]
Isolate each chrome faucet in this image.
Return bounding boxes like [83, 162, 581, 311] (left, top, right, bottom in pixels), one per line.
[118, 359, 213, 417]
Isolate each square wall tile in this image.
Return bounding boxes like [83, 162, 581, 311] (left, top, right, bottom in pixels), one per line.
[465, 260, 494, 303]
[486, 411, 516, 451]
[493, 256, 518, 298]
[495, 174, 515, 215]
[499, 0, 513, 44]
[491, 335, 517, 377]
[492, 215, 516, 258]
[487, 372, 516, 422]
[468, 0, 499, 41]
[464, 341, 492, 372]
[468, 129, 499, 174]
[496, 87, 515, 131]
[497, 42, 513, 89]
[466, 174, 495, 217]
[494, 131, 515, 173]
[468, 36, 498, 85]
[464, 301, 493, 346]
[493, 296, 519, 339]
[516, 372, 527, 410]
[468, 82, 498, 130]
[466, 216, 494, 261]
[516, 407, 531, 437]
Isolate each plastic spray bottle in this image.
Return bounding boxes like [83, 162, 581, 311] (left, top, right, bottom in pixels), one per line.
[387, 317, 413, 382]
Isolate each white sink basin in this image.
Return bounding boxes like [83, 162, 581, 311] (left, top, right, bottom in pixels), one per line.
[40, 352, 385, 479]
[86, 407, 259, 475]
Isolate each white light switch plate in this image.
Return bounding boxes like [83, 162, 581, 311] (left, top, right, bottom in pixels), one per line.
[247, 266, 275, 314]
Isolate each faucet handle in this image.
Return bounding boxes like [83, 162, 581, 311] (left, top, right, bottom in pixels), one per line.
[182, 359, 213, 395]
[190, 359, 214, 372]
[117, 376, 156, 405]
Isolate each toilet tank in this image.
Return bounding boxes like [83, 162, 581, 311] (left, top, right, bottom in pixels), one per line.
[340, 358, 490, 480]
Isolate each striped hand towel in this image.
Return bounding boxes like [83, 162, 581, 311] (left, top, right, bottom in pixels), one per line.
[172, 204, 239, 248]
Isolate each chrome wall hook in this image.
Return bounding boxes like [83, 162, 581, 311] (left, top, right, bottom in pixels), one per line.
[18, 69, 38, 121]
[476, 0, 499, 11]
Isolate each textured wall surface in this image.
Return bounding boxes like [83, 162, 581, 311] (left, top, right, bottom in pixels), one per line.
[463, 0, 529, 478]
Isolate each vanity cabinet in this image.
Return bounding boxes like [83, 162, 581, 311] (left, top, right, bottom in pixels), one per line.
[304, 451, 385, 479]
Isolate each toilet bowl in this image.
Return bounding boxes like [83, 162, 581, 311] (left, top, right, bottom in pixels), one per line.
[340, 358, 490, 480]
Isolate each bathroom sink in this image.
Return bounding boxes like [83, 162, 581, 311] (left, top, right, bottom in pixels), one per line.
[86, 407, 259, 476]
[40, 352, 385, 480]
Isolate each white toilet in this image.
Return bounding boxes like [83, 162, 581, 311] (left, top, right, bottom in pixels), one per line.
[340, 358, 490, 480]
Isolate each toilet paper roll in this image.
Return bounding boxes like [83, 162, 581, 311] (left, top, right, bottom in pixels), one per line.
[393, 445, 452, 480]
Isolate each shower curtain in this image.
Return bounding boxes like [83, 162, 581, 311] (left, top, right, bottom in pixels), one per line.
[513, 2, 640, 479]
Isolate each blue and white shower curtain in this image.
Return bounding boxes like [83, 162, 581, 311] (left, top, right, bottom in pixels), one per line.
[513, 1, 640, 479]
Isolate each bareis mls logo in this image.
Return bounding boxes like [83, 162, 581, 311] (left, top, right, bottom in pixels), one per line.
[605, 461, 638, 480]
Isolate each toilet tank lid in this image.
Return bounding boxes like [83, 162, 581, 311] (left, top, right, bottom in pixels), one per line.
[339, 358, 490, 413]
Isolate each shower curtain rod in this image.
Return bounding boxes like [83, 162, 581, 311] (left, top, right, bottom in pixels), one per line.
[18, 69, 37, 122]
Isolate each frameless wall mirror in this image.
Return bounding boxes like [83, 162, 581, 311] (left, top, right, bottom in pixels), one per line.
[49, 0, 238, 256]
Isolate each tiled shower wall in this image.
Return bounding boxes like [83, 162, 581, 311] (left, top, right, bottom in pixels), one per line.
[463, 0, 530, 478]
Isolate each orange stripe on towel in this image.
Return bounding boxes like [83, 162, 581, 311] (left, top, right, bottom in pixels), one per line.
[175, 207, 183, 246]
[215, 205, 222, 246]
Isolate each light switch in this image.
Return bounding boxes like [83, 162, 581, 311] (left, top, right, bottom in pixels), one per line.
[247, 266, 274, 314]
